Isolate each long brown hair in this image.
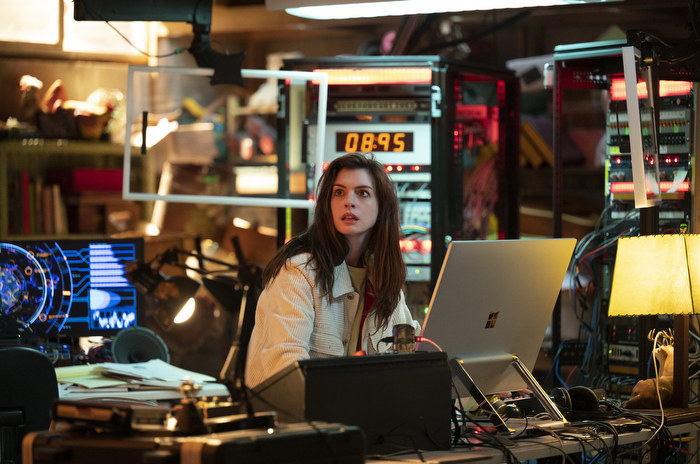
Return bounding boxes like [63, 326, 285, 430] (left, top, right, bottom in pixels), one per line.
[263, 152, 405, 329]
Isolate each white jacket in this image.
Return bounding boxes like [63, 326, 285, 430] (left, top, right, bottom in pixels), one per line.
[245, 253, 420, 388]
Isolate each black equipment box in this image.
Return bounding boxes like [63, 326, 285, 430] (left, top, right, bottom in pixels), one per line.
[24, 421, 364, 464]
[251, 351, 453, 455]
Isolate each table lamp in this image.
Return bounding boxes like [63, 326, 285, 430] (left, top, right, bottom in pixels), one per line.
[126, 240, 275, 432]
[125, 260, 200, 327]
[608, 234, 699, 408]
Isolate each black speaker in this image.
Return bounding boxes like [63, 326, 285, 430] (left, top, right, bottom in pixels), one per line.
[111, 327, 170, 363]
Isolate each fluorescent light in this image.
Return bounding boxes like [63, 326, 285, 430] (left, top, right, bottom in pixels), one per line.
[314, 67, 432, 85]
[266, 0, 619, 20]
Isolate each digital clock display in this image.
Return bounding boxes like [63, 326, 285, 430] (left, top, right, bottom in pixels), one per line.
[336, 131, 414, 153]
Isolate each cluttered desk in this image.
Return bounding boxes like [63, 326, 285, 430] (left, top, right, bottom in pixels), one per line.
[29, 354, 700, 464]
[365, 416, 700, 464]
[8, 238, 700, 463]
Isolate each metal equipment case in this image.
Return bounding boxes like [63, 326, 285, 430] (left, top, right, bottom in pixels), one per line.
[24, 421, 365, 464]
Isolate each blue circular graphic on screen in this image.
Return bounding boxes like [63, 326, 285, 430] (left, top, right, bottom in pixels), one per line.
[0, 243, 48, 322]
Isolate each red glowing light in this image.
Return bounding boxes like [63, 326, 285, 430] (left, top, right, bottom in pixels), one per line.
[419, 240, 432, 255]
[400, 240, 417, 253]
[610, 181, 690, 193]
[610, 77, 693, 101]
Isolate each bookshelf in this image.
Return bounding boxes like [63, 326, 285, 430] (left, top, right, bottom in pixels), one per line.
[0, 139, 143, 239]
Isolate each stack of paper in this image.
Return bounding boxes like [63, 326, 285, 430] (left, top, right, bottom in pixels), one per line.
[56, 359, 217, 391]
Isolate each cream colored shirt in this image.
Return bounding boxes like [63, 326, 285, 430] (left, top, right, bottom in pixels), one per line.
[245, 253, 420, 388]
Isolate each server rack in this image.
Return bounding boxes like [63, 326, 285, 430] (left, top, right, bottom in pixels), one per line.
[277, 56, 520, 306]
[551, 39, 698, 399]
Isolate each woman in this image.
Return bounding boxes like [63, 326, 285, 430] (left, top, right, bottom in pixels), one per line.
[245, 152, 420, 387]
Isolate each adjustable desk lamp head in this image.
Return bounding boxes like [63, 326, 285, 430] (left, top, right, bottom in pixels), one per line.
[126, 237, 273, 431]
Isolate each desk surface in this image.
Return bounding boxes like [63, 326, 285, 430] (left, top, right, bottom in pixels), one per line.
[38, 400, 700, 464]
[366, 420, 700, 464]
[53, 370, 700, 464]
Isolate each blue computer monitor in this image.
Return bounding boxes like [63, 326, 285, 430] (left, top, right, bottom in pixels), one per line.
[0, 238, 145, 338]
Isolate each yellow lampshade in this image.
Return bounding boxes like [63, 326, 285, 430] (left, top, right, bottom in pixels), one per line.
[608, 234, 700, 317]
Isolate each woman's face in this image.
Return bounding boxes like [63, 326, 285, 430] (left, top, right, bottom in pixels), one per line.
[330, 168, 379, 246]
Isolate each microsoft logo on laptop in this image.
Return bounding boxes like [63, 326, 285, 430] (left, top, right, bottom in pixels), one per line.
[485, 312, 499, 329]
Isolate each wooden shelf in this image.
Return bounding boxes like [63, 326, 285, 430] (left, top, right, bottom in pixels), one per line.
[0, 139, 138, 239]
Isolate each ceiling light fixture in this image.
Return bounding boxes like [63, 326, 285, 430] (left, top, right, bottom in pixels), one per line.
[265, 0, 621, 20]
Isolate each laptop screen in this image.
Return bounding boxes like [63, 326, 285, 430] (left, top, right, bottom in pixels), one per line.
[418, 238, 576, 397]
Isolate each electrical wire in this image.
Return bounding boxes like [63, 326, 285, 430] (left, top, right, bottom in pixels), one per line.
[514, 432, 576, 464]
[606, 394, 674, 462]
[104, 21, 185, 59]
[553, 355, 568, 389]
[561, 206, 641, 389]
[583, 419, 619, 462]
[415, 336, 442, 352]
[79, 1, 187, 59]
[641, 331, 667, 447]
[449, 384, 521, 464]
[448, 376, 651, 464]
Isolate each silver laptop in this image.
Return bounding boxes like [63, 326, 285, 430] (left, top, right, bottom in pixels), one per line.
[418, 238, 576, 398]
